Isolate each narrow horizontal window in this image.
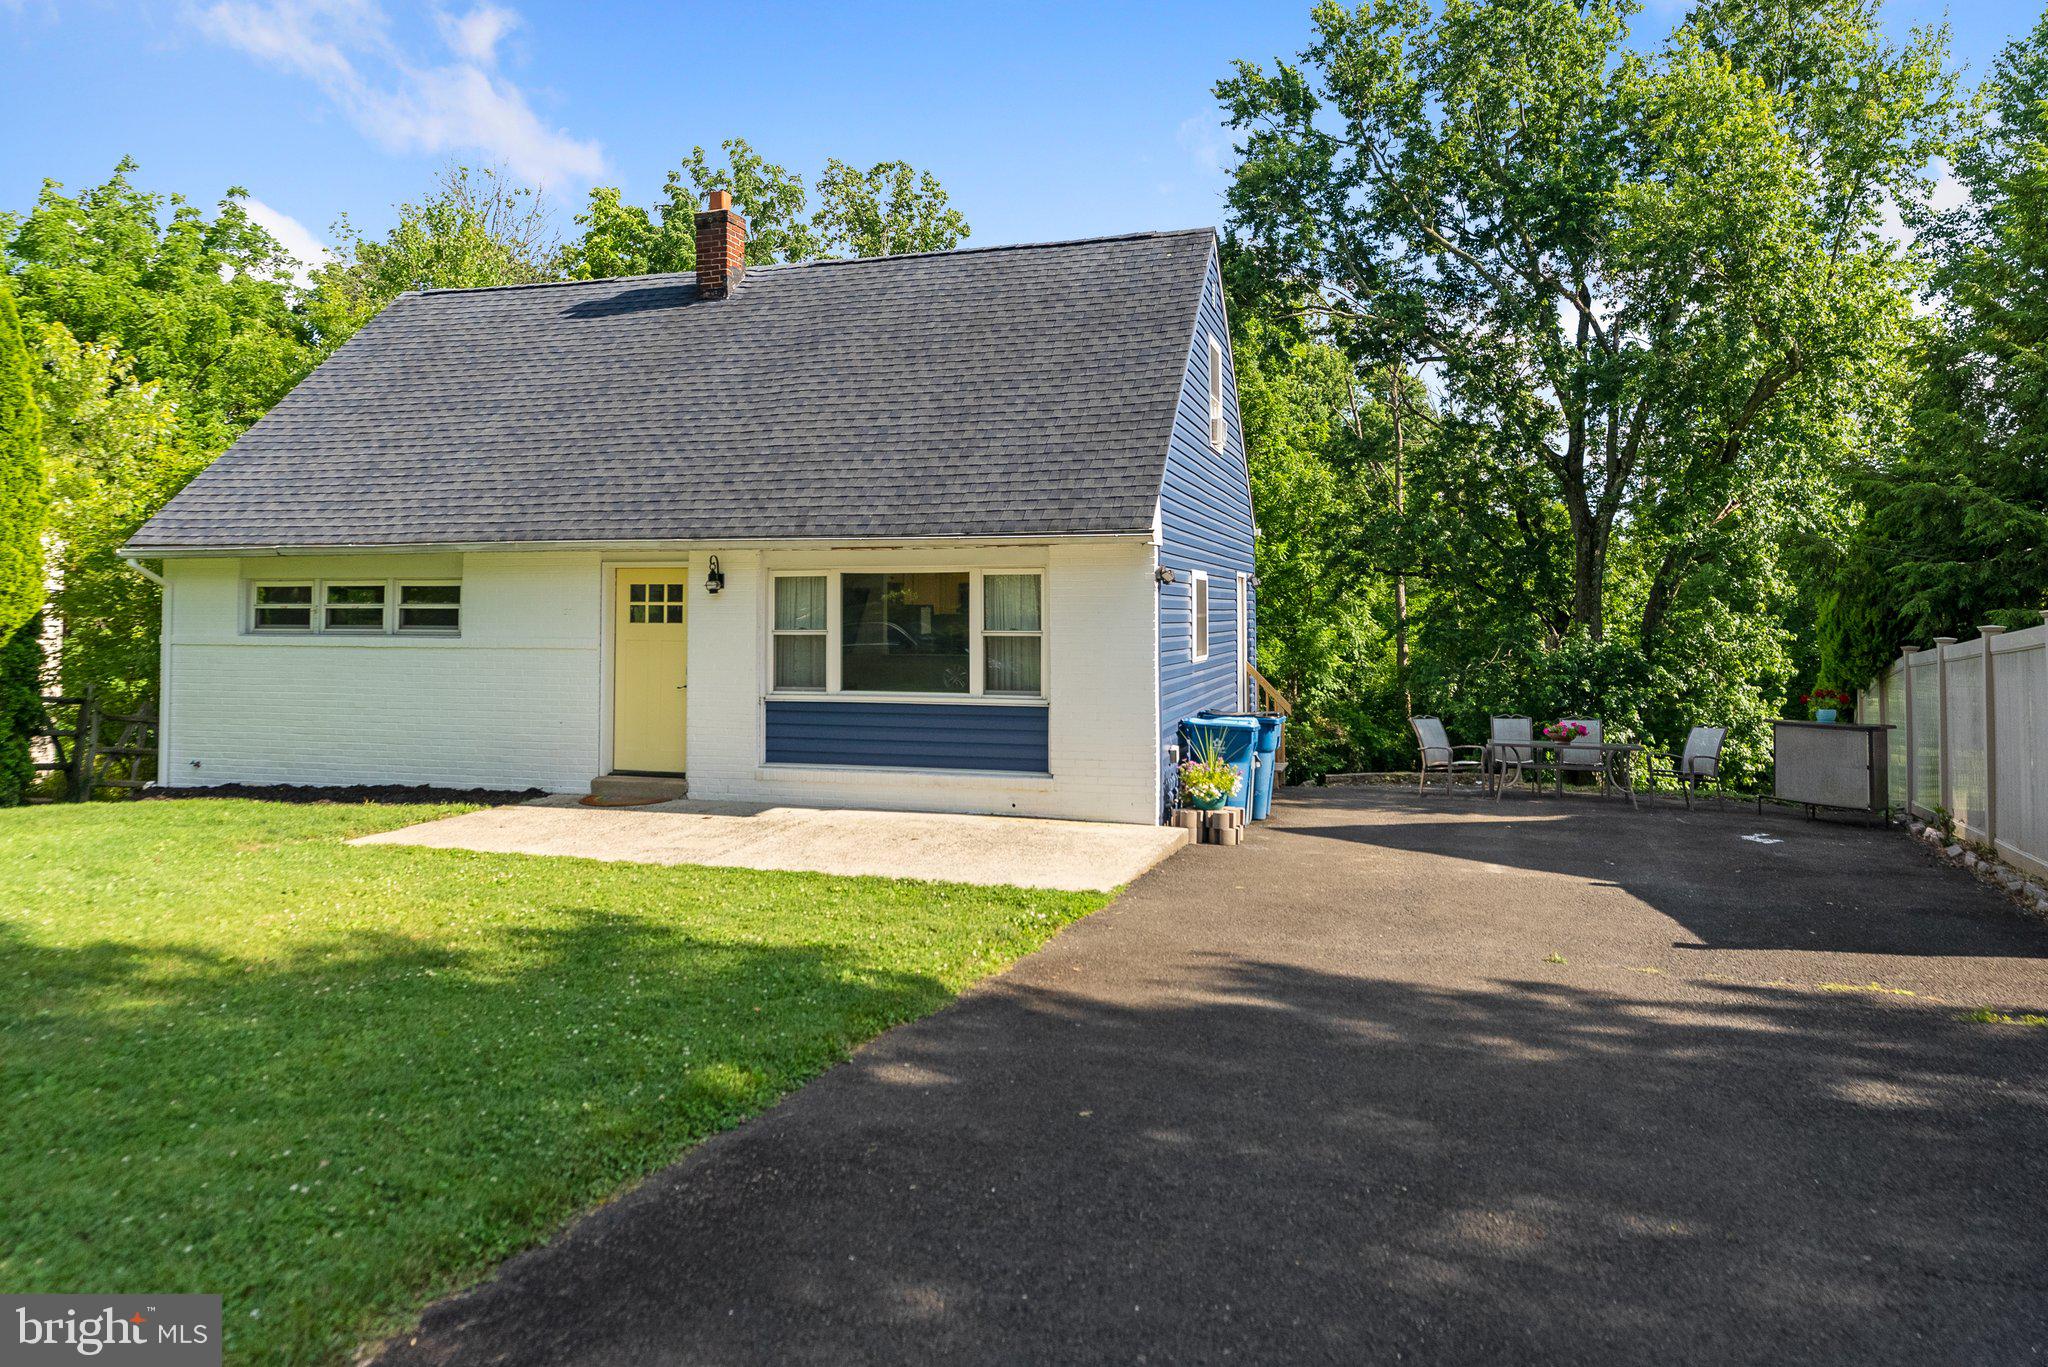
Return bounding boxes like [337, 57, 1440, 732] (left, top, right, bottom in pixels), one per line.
[252, 583, 313, 632]
[323, 583, 387, 632]
[397, 583, 461, 633]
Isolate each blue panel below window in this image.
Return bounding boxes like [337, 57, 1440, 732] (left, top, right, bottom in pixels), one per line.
[765, 700, 1049, 773]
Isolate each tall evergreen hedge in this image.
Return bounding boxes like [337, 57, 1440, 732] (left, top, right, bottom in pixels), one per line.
[0, 615, 40, 805]
[0, 278, 46, 806]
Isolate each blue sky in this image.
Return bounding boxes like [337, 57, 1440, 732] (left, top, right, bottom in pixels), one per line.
[1, 0, 2036, 271]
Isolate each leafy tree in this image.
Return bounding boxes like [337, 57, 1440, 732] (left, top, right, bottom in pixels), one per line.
[34, 322, 198, 711]
[3, 160, 314, 718]
[811, 159, 969, 257]
[0, 278, 41, 640]
[0, 613, 39, 806]
[566, 139, 816, 277]
[307, 163, 565, 348]
[1820, 10, 2048, 685]
[0, 278, 42, 806]
[566, 140, 968, 277]
[1217, 0, 1949, 643]
[1, 158, 317, 452]
[1216, 0, 1953, 776]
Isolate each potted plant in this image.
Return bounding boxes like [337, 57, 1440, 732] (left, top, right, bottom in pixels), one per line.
[1542, 720, 1589, 743]
[1801, 688, 1851, 724]
[1177, 738, 1242, 811]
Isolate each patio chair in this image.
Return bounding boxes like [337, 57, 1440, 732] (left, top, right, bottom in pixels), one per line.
[1409, 716, 1485, 795]
[1486, 715, 1538, 798]
[1551, 718, 1610, 796]
[1646, 725, 1726, 809]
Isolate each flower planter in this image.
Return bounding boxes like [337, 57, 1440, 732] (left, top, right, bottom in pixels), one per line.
[1814, 708, 1838, 724]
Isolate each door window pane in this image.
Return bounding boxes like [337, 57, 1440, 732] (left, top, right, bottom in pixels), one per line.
[775, 576, 827, 630]
[841, 572, 969, 693]
[774, 635, 827, 690]
[985, 634, 1042, 695]
[984, 574, 1041, 632]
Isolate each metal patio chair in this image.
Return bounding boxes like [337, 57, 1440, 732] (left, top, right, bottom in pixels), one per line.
[1646, 725, 1727, 808]
[1486, 715, 1538, 798]
[1410, 716, 1485, 795]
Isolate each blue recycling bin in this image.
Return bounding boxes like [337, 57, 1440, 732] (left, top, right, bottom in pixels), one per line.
[1200, 709, 1285, 819]
[1250, 714, 1283, 819]
[1179, 715, 1258, 815]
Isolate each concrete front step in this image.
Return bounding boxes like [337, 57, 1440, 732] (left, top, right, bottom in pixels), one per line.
[589, 774, 689, 805]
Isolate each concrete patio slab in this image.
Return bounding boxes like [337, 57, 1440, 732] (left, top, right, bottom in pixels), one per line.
[349, 795, 1186, 892]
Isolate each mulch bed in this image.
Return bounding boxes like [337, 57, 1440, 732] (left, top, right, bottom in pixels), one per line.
[141, 783, 545, 807]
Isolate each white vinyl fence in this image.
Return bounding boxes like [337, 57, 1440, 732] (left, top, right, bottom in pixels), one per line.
[1861, 613, 2048, 879]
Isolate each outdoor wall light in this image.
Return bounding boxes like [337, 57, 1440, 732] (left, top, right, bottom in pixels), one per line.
[1155, 566, 1179, 585]
[704, 555, 725, 595]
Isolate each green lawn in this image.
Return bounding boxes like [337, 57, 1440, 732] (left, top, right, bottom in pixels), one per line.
[0, 799, 1110, 1364]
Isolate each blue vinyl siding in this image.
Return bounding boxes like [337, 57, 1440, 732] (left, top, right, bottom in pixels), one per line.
[1156, 249, 1257, 810]
[765, 700, 1050, 773]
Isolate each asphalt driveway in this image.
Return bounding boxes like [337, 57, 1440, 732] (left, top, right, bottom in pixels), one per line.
[373, 787, 2048, 1366]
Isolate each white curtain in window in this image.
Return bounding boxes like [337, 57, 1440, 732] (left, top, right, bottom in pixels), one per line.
[984, 574, 1041, 632]
[775, 575, 827, 630]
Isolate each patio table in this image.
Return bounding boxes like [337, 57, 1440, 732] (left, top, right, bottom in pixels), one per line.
[1487, 739, 1643, 808]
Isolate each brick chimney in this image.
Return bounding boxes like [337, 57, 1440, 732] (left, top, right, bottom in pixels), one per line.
[694, 190, 746, 299]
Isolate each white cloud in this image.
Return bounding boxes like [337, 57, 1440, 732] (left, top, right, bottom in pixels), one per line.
[242, 196, 334, 287]
[437, 3, 518, 66]
[190, 0, 603, 188]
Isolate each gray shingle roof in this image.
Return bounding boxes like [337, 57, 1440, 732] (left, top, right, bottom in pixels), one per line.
[127, 228, 1217, 551]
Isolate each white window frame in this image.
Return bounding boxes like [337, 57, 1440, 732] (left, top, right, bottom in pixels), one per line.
[395, 580, 463, 636]
[250, 581, 317, 633]
[321, 582, 390, 633]
[1236, 572, 1251, 707]
[980, 572, 1045, 698]
[770, 572, 830, 693]
[245, 578, 462, 637]
[1191, 571, 1210, 663]
[761, 567, 1047, 704]
[1208, 334, 1227, 451]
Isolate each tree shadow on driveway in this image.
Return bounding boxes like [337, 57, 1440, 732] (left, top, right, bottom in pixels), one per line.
[1271, 787, 2048, 960]
[371, 936, 2048, 1366]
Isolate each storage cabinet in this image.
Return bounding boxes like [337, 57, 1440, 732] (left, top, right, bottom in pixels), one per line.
[1772, 721, 1893, 816]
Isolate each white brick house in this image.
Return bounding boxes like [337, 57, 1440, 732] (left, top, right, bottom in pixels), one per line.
[125, 205, 1255, 825]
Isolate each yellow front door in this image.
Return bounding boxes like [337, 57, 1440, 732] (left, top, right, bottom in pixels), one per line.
[612, 569, 689, 773]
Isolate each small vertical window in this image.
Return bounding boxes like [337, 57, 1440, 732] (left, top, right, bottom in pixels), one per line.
[397, 583, 461, 634]
[772, 575, 828, 690]
[1191, 572, 1210, 662]
[983, 573, 1043, 696]
[322, 583, 387, 632]
[252, 583, 314, 631]
[1208, 335, 1226, 450]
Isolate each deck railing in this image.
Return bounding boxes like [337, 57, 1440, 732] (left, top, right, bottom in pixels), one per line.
[1247, 664, 1294, 771]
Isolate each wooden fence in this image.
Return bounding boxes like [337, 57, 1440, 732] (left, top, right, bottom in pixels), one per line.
[1861, 612, 2048, 879]
[30, 686, 159, 801]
